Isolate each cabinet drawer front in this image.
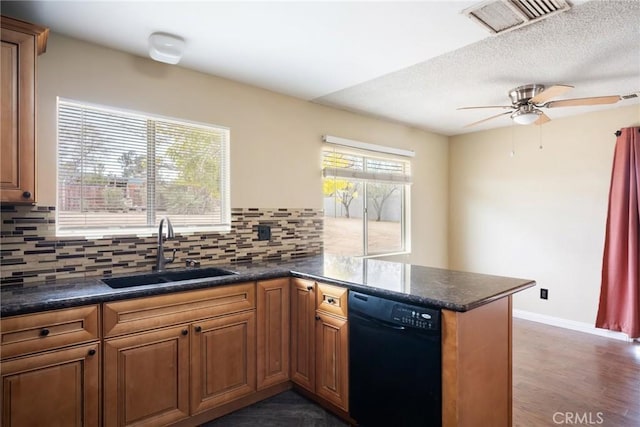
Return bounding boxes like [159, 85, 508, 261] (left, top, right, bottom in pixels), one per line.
[103, 283, 255, 337]
[1, 305, 100, 359]
[316, 283, 348, 318]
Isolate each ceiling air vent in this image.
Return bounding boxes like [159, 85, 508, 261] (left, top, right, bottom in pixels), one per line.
[463, 0, 571, 34]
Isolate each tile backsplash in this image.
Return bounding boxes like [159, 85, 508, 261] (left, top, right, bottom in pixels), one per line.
[0, 205, 323, 285]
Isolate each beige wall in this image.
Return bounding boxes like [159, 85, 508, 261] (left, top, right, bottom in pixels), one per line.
[449, 105, 640, 324]
[35, 33, 449, 268]
[25, 32, 640, 322]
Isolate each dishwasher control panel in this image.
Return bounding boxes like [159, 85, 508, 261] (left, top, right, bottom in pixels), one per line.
[391, 304, 439, 330]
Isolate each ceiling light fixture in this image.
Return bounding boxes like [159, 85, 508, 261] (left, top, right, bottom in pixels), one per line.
[511, 105, 541, 125]
[148, 32, 185, 65]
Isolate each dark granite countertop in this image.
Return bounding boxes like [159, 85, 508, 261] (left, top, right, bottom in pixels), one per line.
[0, 254, 535, 317]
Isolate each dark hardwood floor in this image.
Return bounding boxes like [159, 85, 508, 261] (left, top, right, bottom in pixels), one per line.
[513, 318, 640, 427]
[204, 319, 640, 426]
[201, 390, 347, 426]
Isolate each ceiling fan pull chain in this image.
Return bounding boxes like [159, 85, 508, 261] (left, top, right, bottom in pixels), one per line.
[539, 125, 543, 150]
[510, 125, 516, 157]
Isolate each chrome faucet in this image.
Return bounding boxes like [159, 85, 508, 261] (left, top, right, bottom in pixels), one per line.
[156, 217, 176, 271]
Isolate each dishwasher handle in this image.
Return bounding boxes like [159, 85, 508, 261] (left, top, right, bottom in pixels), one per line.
[350, 310, 407, 330]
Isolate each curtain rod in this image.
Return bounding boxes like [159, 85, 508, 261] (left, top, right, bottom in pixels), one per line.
[615, 129, 640, 136]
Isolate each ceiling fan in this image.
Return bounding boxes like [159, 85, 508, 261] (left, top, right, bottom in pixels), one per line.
[458, 84, 636, 127]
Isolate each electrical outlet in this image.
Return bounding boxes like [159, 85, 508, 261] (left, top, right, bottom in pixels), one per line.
[257, 224, 271, 241]
[540, 288, 548, 300]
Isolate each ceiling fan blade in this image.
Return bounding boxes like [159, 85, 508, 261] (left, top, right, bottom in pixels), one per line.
[464, 111, 512, 128]
[534, 112, 551, 126]
[545, 95, 621, 108]
[457, 105, 513, 110]
[530, 84, 574, 104]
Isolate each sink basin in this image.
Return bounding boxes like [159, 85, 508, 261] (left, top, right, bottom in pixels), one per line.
[160, 268, 237, 282]
[102, 267, 237, 289]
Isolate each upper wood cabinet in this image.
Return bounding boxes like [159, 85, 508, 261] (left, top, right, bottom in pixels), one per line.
[1, 16, 49, 204]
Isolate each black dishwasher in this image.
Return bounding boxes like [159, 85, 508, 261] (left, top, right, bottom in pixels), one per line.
[349, 291, 441, 427]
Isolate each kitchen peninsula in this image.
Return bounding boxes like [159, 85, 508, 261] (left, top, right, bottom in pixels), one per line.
[1, 255, 534, 427]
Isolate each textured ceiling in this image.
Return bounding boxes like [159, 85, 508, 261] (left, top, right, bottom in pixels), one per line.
[3, 0, 639, 136]
[315, 0, 640, 135]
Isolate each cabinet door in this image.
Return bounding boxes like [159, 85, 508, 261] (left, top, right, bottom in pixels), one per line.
[1, 27, 36, 203]
[1, 342, 100, 427]
[103, 326, 190, 427]
[315, 312, 349, 411]
[257, 278, 290, 390]
[290, 278, 316, 392]
[190, 310, 256, 414]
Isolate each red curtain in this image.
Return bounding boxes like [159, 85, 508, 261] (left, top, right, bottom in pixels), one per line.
[596, 127, 640, 339]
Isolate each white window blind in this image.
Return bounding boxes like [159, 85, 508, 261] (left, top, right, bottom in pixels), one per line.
[57, 99, 230, 236]
[322, 147, 412, 184]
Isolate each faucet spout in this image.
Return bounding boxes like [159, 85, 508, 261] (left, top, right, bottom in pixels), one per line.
[156, 217, 176, 272]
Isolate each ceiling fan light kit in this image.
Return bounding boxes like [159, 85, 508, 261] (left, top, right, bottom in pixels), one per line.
[511, 105, 541, 125]
[148, 32, 185, 64]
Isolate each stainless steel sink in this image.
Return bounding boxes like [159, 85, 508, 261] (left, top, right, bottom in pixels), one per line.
[102, 267, 237, 289]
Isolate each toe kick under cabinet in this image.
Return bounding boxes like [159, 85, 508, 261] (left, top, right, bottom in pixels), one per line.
[102, 283, 257, 427]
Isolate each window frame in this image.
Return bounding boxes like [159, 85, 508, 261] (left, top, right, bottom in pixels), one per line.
[56, 98, 231, 238]
[322, 141, 412, 257]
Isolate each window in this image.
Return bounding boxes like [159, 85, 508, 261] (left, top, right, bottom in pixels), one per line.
[322, 138, 412, 256]
[57, 99, 230, 236]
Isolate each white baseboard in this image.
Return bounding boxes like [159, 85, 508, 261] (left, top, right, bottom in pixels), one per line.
[512, 309, 635, 342]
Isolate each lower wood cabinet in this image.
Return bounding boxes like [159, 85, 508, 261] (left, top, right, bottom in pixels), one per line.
[190, 310, 256, 414]
[103, 325, 191, 427]
[290, 278, 349, 412]
[0, 278, 352, 426]
[0, 305, 101, 427]
[315, 311, 348, 410]
[290, 278, 316, 392]
[257, 278, 290, 390]
[1, 342, 100, 427]
[102, 283, 257, 426]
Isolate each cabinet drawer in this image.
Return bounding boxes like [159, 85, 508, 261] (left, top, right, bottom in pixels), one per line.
[1, 305, 100, 360]
[103, 283, 255, 337]
[316, 283, 348, 318]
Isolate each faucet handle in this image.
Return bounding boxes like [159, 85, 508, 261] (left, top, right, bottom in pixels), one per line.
[167, 249, 177, 264]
